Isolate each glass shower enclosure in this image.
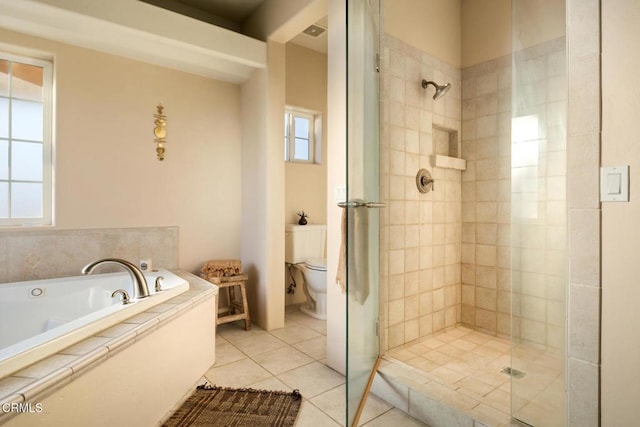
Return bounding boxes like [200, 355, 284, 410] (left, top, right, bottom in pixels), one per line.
[344, 0, 382, 425]
[344, 0, 568, 426]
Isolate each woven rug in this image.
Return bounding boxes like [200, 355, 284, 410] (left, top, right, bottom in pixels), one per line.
[163, 384, 302, 427]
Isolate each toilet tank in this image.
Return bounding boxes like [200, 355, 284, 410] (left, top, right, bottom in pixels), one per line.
[285, 224, 327, 264]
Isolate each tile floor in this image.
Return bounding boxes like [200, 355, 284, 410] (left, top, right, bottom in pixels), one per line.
[383, 326, 565, 427]
[203, 305, 427, 426]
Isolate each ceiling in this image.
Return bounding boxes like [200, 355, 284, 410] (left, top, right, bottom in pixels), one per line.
[174, 0, 265, 23]
[140, 0, 327, 54]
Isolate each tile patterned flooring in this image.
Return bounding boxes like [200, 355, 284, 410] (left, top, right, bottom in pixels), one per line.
[383, 327, 565, 427]
[384, 327, 512, 426]
[203, 306, 427, 426]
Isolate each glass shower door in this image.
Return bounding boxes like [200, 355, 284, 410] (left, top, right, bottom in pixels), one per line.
[511, 0, 567, 425]
[345, 0, 381, 425]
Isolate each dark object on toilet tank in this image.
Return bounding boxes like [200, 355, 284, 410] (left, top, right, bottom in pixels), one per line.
[297, 211, 308, 225]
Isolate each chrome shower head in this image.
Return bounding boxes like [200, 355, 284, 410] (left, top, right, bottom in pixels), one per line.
[421, 80, 451, 100]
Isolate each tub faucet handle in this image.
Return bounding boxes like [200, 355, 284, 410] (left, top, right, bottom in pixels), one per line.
[154, 276, 164, 292]
[111, 289, 132, 305]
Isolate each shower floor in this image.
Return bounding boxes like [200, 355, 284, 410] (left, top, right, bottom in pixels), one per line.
[382, 327, 564, 427]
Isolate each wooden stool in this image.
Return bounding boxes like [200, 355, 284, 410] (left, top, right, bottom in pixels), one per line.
[207, 274, 251, 330]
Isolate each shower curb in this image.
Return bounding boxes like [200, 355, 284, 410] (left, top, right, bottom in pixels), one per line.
[372, 359, 505, 427]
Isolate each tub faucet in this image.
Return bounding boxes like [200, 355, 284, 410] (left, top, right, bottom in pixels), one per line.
[82, 258, 150, 299]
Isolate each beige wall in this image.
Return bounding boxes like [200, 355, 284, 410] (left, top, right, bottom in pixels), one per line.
[461, 0, 511, 68]
[326, 0, 347, 375]
[240, 41, 286, 331]
[384, 0, 462, 68]
[601, 1, 640, 424]
[461, 0, 565, 68]
[512, 0, 565, 52]
[285, 43, 328, 227]
[0, 28, 242, 274]
[241, 2, 327, 330]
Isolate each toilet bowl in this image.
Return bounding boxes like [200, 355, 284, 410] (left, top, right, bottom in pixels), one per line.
[297, 258, 327, 320]
[285, 224, 327, 320]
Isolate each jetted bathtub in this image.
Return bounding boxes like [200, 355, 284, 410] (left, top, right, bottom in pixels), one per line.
[0, 269, 189, 376]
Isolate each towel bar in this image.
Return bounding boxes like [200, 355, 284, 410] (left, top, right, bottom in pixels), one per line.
[337, 200, 387, 208]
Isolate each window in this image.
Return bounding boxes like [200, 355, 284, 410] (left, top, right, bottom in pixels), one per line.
[0, 52, 53, 226]
[284, 107, 320, 163]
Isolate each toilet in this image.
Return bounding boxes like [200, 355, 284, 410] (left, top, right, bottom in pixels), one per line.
[285, 224, 327, 320]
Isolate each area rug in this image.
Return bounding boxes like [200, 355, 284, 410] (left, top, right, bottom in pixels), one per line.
[163, 384, 302, 427]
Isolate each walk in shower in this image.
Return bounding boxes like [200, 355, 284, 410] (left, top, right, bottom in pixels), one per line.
[345, 1, 568, 426]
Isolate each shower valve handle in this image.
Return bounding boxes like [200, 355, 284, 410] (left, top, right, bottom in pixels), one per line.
[421, 176, 434, 190]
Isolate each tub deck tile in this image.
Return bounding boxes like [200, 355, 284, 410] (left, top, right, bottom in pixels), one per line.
[174, 300, 195, 315]
[147, 302, 179, 314]
[97, 322, 138, 338]
[58, 337, 112, 356]
[157, 307, 180, 323]
[168, 291, 200, 303]
[68, 347, 109, 375]
[123, 311, 160, 324]
[0, 377, 33, 401]
[12, 354, 77, 380]
[0, 392, 24, 405]
[104, 331, 137, 353]
[132, 317, 161, 338]
[19, 367, 73, 401]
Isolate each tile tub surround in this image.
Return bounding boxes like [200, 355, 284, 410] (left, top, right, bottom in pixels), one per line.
[0, 226, 178, 284]
[0, 271, 216, 425]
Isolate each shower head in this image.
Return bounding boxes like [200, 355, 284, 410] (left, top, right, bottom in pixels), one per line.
[421, 80, 451, 100]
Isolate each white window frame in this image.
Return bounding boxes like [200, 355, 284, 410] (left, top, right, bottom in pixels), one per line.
[0, 51, 54, 227]
[285, 107, 320, 164]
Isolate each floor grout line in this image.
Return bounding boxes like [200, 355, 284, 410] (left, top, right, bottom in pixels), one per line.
[211, 311, 432, 426]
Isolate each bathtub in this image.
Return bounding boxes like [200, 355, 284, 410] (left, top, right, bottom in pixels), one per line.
[0, 269, 189, 376]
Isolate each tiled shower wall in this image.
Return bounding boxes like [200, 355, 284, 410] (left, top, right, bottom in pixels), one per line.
[460, 38, 567, 350]
[460, 54, 513, 338]
[381, 34, 568, 353]
[0, 227, 178, 284]
[379, 34, 462, 351]
[511, 38, 568, 350]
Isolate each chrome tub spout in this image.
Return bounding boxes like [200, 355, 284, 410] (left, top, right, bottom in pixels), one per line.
[82, 258, 150, 299]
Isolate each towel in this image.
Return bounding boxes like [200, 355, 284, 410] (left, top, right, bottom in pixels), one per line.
[201, 259, 242, 280]
[336, 209, 347, 293]
[336, 204, 370, 304]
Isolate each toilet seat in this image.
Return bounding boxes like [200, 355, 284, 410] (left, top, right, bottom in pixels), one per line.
[304, 258, 326, 271]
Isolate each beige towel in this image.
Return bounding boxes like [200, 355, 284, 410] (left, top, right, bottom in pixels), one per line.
[336, 209, 347, 293]
[350, 206, 369, 304]
[335, 205, 369, 304]
[201, 259, 242, 279]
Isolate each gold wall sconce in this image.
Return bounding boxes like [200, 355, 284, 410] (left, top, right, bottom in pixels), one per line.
[153, 104, 167, 161]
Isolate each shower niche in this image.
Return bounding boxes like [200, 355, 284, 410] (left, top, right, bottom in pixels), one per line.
[433, 124, 466, 170]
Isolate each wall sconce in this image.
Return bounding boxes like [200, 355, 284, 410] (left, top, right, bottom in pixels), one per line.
[153, 104, 167, 161]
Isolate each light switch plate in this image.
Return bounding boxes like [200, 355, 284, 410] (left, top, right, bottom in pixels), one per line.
[601, 166, 629, 202]
[334, 185, 346, 203]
